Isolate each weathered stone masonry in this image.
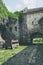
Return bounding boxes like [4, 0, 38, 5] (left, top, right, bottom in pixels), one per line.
[0, 17, 19, 48]
[19, 7, 43, 45]
[0, 7, 43, 48]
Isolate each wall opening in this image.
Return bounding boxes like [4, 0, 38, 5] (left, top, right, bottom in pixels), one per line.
[31, 33, 43, 44]
[15, 26, 17, 31]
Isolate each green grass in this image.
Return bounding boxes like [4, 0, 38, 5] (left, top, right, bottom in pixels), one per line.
[33, 38, 43, 44]
[0, 46, 27, 65]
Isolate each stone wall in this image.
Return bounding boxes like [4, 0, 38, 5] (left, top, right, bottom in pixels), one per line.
[0, 17, 19, 48]
[19, 12, 43, 45]
[12, 20, 19, 39]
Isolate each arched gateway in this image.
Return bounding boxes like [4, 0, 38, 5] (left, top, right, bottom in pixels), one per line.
[30, 17, 43, 44]
[30, 32, 43, 44]
[19, 7, 43, 45]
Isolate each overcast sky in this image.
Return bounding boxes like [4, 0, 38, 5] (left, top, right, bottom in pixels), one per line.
[3, 0, 43, 12]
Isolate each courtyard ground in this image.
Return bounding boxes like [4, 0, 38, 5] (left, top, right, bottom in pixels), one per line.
[0, 45, 43, 65]
[0, 46, 27, 65]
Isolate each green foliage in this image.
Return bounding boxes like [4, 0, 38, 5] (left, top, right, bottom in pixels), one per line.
[0, 0, 8, 17]
[0, 0, 22, 20]
[13, 11, 22, 19]
[8, 11, 22, 19]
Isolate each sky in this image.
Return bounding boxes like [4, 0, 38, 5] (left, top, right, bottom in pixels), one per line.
[3, 0, 43, 12]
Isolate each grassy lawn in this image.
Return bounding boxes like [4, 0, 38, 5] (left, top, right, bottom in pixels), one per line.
[33, 38, 43, 44]
[0, 46, 27, 65]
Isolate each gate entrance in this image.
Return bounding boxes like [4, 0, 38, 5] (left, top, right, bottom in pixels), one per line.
[31, 33, 43, 44]
[33, 37, 43, 44]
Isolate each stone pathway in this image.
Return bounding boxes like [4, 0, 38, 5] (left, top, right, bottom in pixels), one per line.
[2, 45, 43, 65]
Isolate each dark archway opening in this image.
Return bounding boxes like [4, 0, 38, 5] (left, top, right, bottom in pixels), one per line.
[38, 17, 43, 25]
[30, 32, 43, 44]
[38, 17, 43, 30]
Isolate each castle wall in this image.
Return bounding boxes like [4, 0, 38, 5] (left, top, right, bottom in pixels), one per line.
[19, 12, 43, 44]
[12, 20, 19, 39]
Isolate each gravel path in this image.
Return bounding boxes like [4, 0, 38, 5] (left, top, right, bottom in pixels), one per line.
[2, 45, 43, 65]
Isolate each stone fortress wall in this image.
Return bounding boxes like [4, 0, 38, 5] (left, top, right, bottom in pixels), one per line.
[19, 7, 43, 45]
[0, 7, 43, 48]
